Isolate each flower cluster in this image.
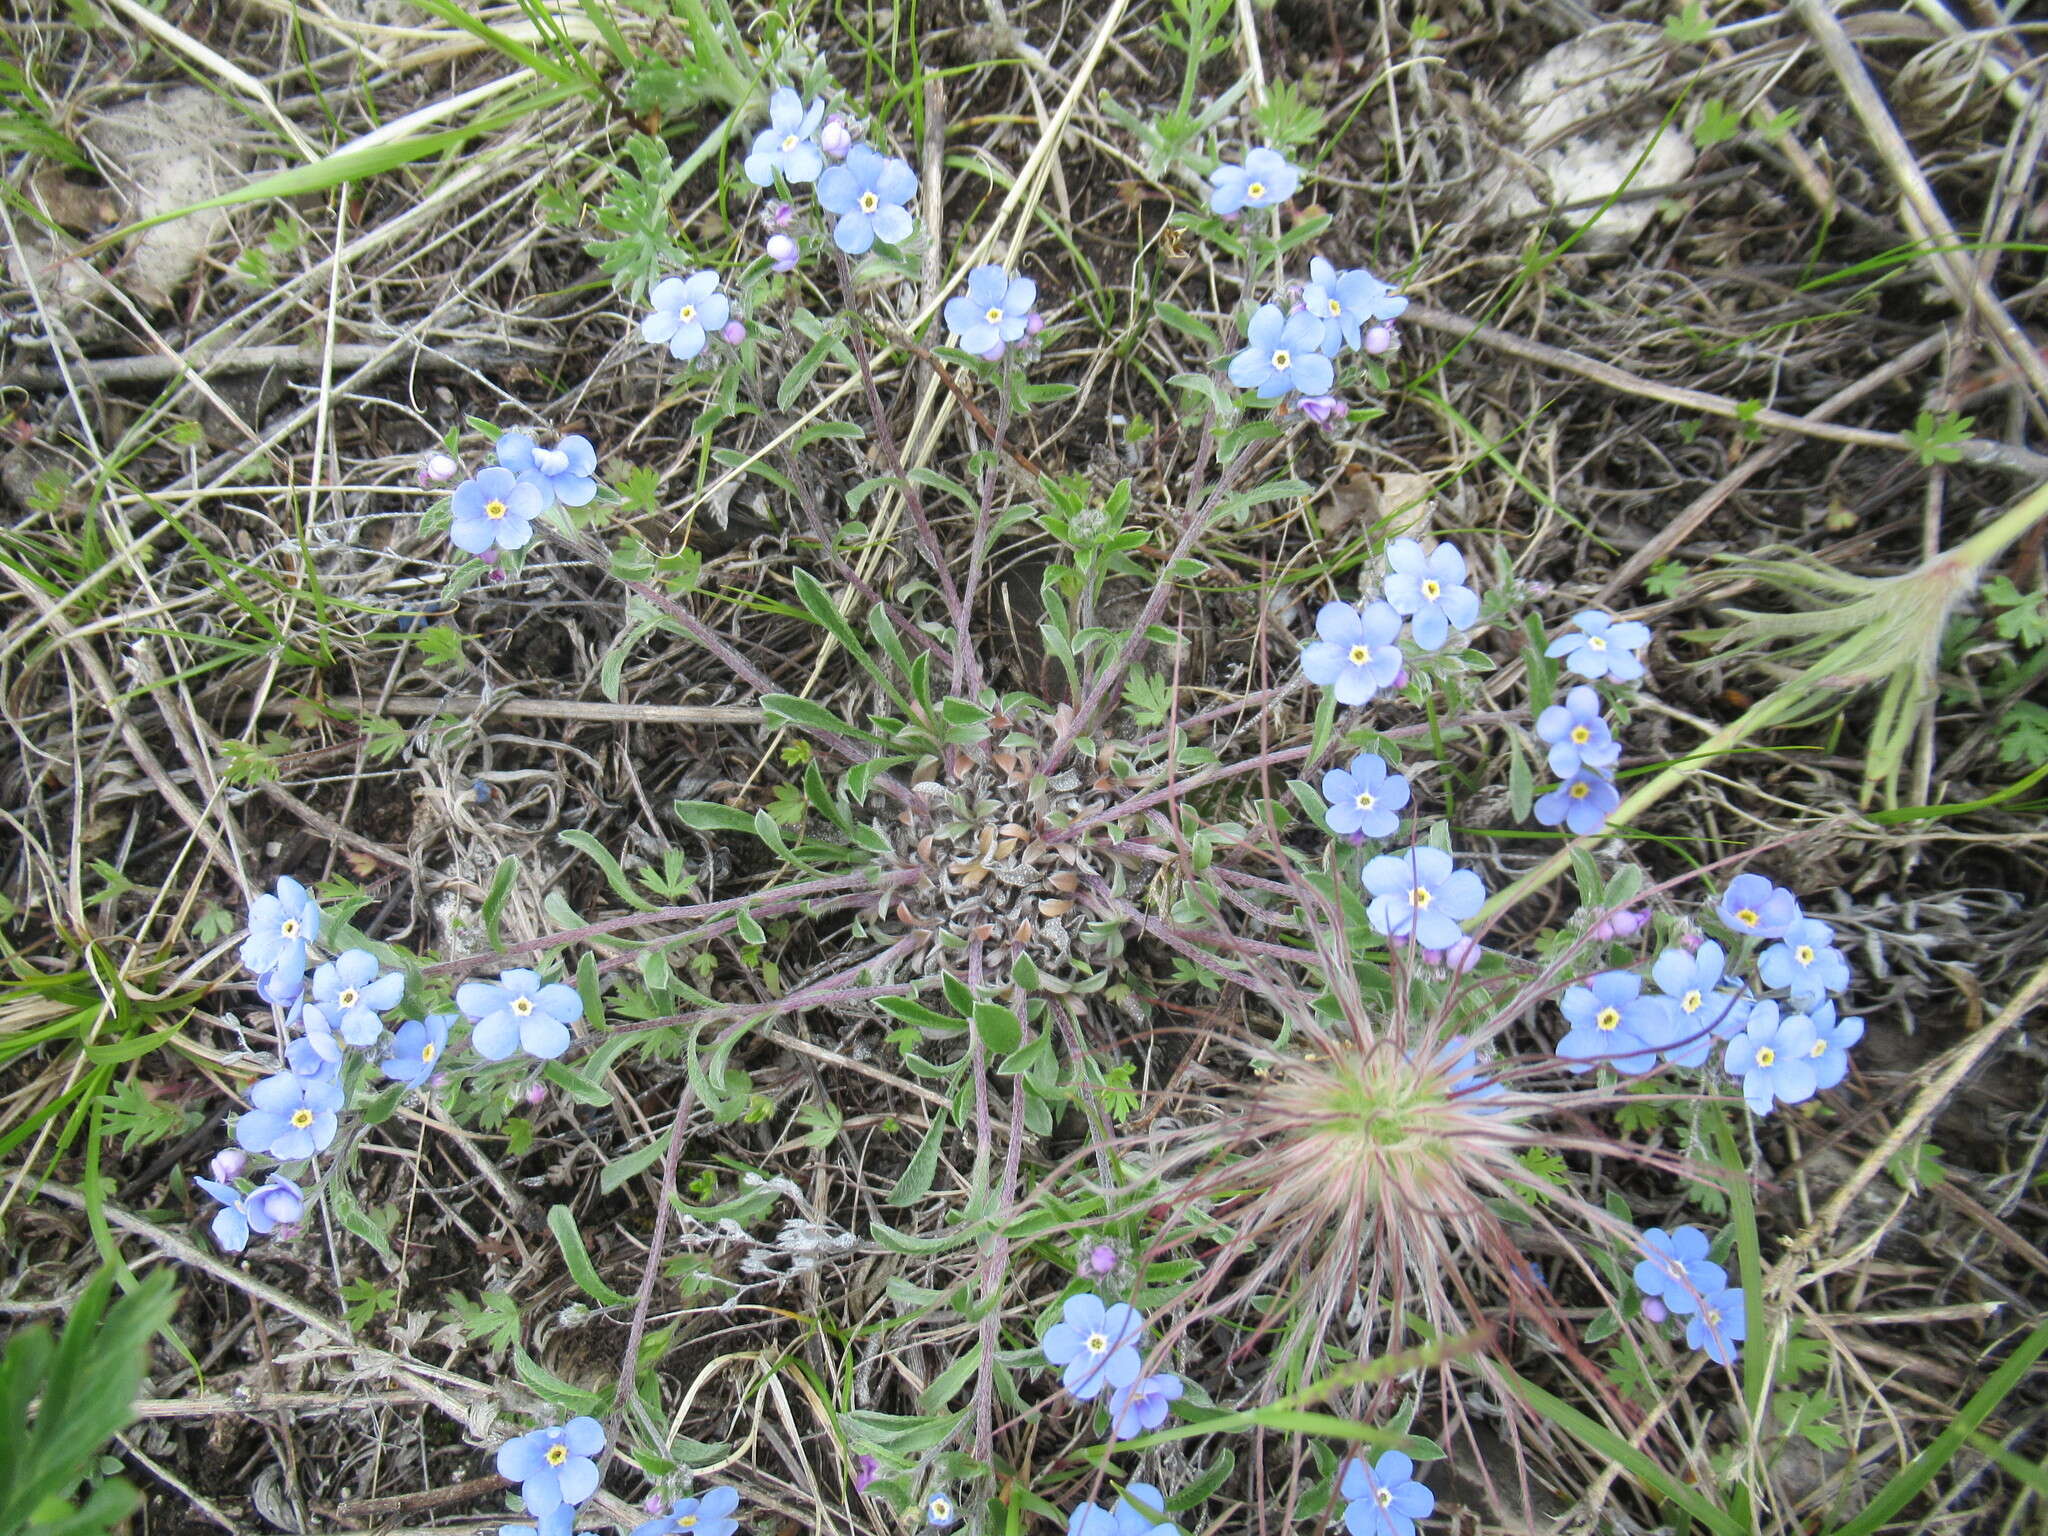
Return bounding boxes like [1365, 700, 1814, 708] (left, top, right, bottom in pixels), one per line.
[1226, 256, 1408, 406]
[1530, 609, 1650, 840]
[632, 1487, 742, 1536]
[1042, 1291, 1185, 1441]
[1302, 538, 1479, 704]
[439, 428, 602, 558]
[1339, 1452, 1435, 1536]
[1630, 1224, 1745, 1365]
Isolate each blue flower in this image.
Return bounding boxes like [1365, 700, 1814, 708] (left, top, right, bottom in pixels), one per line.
[630, 1487, 740, 1536]
[1227, 303, 1334, 399]
[1649, 942, 1749, 1066]
[1631, 1225, 1726, 1316]
[1545, 609, 1651, 682]
[1106, 1372, 1184, 1440]
[1381, 537, 1478, 651]
[1339, 1451, 1435, 1536]
[1360, 846, 1486, 952]
[233, 1071, 343, 1161]
[240, 875, 321, 991]
[1207, 146, 1299, 214]
[944, 264, 1037, 359]
[495, 1418, 604, 1516]
[381, 1013, 454, 1086]
[1320, 753, 1410, 839]
[1067, 1508, 1117, 1536]
[1723, 1001, 1819, 1115]
[458, 968, 584, 1061]
[1758, 917, 1851, 1006]
[1534, 769, 1621, 837]
[1534, 686, 1621, 778]
[1042, 1291, 1145, 1401]
[450, 465, 543, 556]
[1716, 872, 1802, 940]
[743, 87, 826, 186]
[500, 1512, 577, 1536]
[286, 1003, 342, 1077]
[1556, 970, 1673, 1076]
[1804, 1000, 1864, 1092]
[924, 1492, 960, 1528]
[816, 143, 918, 254]
[1414, 1034, 1506, 1114]
[196, 1172, 304, 1252]
[1109, 1483, 1179, 1536]
[643, 271, 732, 362]
[1302, 256, 1407, 356]
[1301, 599, 1404, 705]
[1685, 1286, 1746, 1365]
[310, 948, 405, 1048]
[497, 432, 598, 511]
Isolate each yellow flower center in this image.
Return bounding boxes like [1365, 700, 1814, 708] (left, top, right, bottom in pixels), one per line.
[1327, 297, 1342, 315]
[1756, 1046, 1776, 1067]
[1422, 579, 1441, 599]
[678, 1518, 697, 1530]
[984, 306, 1004, 324]
[1409, 886, 1431, 908]
[1595, 1007, 1621, 1032]
[1376, 1488, 1393, 1508]
[421, 1041, 438, 1062]
[1085, 1331, 1108, 1354]
[1587, 635, 1608, 650]
[1568, 782, 1590, 800]
[1682, 989, 1702, 1014]
[1246, 180, 1266, 198]
[859, 191, 879, 212]
[512, 996, 534, 1017]
[337, 988, 358, 1009]
[1735, 907, 1759, 927]
[930, 1501, 952, 1521]
[1354, 791, 1375, 811]
[1795, 945, 1815, 965]
[1810, 1039, 1827, 1058]
[679, 304, 696, 322]
[280, 918, 300, 938]
[290, 1108, 315, 1129]
[546, 1445, 568, 1467]
[484, 499, 507, 521]
[781, 133, 799, 152]
[1271, 348, 1292, 370]
[1570, 726, 1590, 744]
[1665, 1257, 1687, 1279]
[1704, 1305, 1722, 1326]
[1347, 644, 1369, 665]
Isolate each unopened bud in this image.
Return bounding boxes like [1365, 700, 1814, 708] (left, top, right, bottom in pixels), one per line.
[820, 116, 853, 159]
[1023, 311, 1044, 336]
[209, 1148, 248, 1181]
[418, 451, 458, 487]
[721, 320, 747, 346]
[525, 1080, 548, 1106]
[1298, 394, 1344, 430]
[1589, 906, 1650, 942]
[853, 1454, 880, 1492]
[1363, 323, 1398, 356]
[766, 200, 795, 230]
[1641, 1296, 1668, 1324]
[1439, 936, 1482, 973]
[1081, 1242, 1119, 1277]
[766, 233, 799, 272]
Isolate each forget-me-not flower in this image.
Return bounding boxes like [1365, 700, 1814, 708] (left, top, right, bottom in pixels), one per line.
[1759, 917, 1851, 1006]
[1535, 686, 1621, 778]
[1207, 146, 1299, 215]
[629, 1487, 740, 1536]
[644, 271, 731, 362]
[1632, 1225, 1726, 1316]
[241, 875, 321, 992]
[817, 144, 918, 254]
[1302, 257, 1408, 356]
[1381, 537, 1478, 651]
[1301, 599, 1404, 705]
[1545, 609, 1651, 682]
[1360, 846, 1485, 952]
[1686, 1286, 1746, 1365]
[310, 948, 404, 1048]
[234, 1070, 343, 1161]
[1650, 941, 1747, 1065]
[1106, 1372, 1184, 1440]
[450, 466, 542, 556]
[944, 264, 1037, 359]
[1717, 872, 1802, 939]
[1106, 1484, 1179, 1536]
[459, 968, 585, 1061]
[1339, 1451, 1435, 1536]
[743, 87, 826, 187]
[1227, 303, 1334, 399]
[1556, 970, 1673, 1076]
[924, 1492, 960, 1529]
[197, 1172, 304, 1252]
[1724, 1001, 1819, 1115]
[1042, 1291, 1145, 1401]
[497, 1419, 605, 1517]
[497, 432, 597, 511]
[1320, 753, 1410, 840]
[1803, 1000, 1864, 1091]
[500, 1514, 578, 1536]
[290, 1001, 344, 1071]
[382, 1013, 454, 1087]
[1535, 769, 1621, 836]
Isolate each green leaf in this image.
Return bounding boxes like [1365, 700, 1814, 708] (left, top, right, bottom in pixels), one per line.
[971, 1001, 1024, 1054]
[600, 1129, 672, 1195]
[675, 799, 760, 835]
[1692, 97, 1741, 149]
[761, 693, 871, 741]
[481, 855, 520, 950]
[542, 1059, 612, 1107]
[548, 1204, 630, 1305]
[886, 1111, 950, 1206]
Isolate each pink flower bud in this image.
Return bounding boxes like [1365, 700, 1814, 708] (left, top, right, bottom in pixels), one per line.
[271, 1223, 302, 1242]
[486, 567, 508, 583]
[209, 1148, 248, 1181]
[981, 344, 1005, 362]
[1023, 311, 1044, 336]
[1589, 906, 1649, 942]
[721, 320, 747, 346]
[1391, 667, 1408, 690]
[418, 452, 457, 487]
[1641, 1296, 1668, 1324]
[645, 1496, 666, 1514]
[1081, 1242, 1119, 1277]
[1440, 936, 1482, 973]
[525, 1080, 547, 1105]
[1298, 394, 1344, 429]
[1679, 929, 1705, 954]
[766, 233, 799, 272]
[766, 200, 795, 229]
[853, 1454, 880, 1492]
[1363, 323, 1398, 356]
[820, 116, 853, 159]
